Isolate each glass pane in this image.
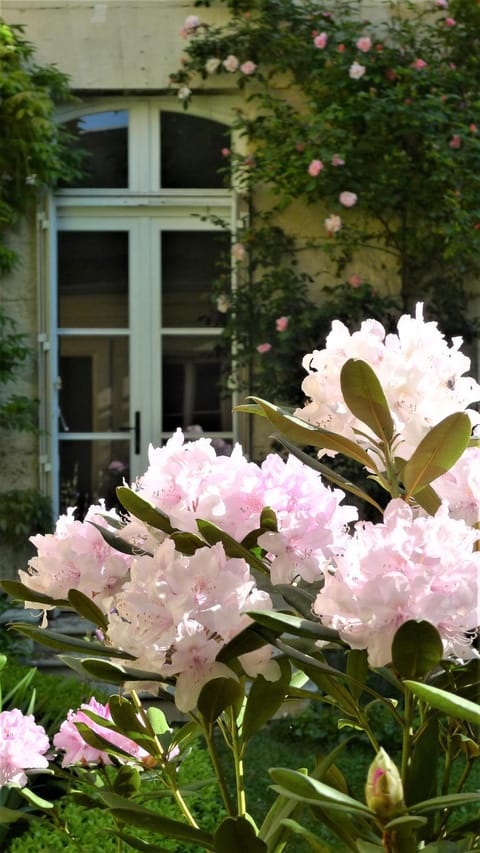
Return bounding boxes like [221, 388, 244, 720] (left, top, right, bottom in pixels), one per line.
[160, 112, 230, 189]
[60, 439, 130, 517]
[161, 231, 229, 327]
[162, 335, 231, 433]
[59, 336, 129, 433]
[61, 111, 128, 188]
[58, 231, 128, 328]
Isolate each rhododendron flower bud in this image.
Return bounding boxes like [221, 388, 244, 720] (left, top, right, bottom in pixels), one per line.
[0, 709, 50, 787]
[240, 60, 257, 75]
[339, 191, 358, 207]
[349, 61, 366, 79]
[313, 32, 328, 49]
[257, 342, 272, 353]
[356, 36, 372, 52]
[223, 54, 239, 72]
[308, 159, 324, 176]
[205, 57, 221, 74]
[324, 214, 342, 234]
[276, 316, 289, 332]
[365, 749, 405, 823]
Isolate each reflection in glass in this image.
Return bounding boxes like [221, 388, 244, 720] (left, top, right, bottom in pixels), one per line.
[61, 111, 128, 188]
[59, 337, 129, 433]
[162, 335, 231, 433]
[160, 112, 230, 189]
[58, 231, 128, 328]
[59, 439, 130, 517]
[161, 231, 229, 327]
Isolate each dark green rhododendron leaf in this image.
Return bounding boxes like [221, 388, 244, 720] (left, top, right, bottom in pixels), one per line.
[116, 486, 175, 534]
[340, 359, 394, 443]
[402, 412, 471, 498]
[246, 397, 379, 472]
[242, 658, 291, 743]
[214, 816, 267, 852]
[197, 677, 244, 723]
[403, 681, 480, 727]
[68, 588, 108, 631]
[392, 620, 443, 679]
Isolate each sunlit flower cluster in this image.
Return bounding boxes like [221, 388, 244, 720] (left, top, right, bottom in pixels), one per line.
[315, 499, 480, 666]
[295, 303, 480, 459]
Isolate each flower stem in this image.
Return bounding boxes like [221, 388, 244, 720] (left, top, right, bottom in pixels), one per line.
[202, 721, 235, 816]
[229, 708, 246, 817]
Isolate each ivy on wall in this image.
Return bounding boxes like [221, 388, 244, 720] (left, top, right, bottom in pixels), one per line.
[171, 0, 480, 403]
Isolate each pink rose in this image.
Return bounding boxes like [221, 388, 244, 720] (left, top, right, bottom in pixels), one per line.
[240, 61, 257, 75]
[449, 134, 461, 149]
[356, 36, 372, 53]
[331, 154, 345, 166]
[223, 54, 239, 73]
[324, 214, 342, 234]
[348, 274, 363, 288]
[436, 0, 448, 7]
[337, 43, 346, 53]
[232, 242, 246, 261]
[257, 343, 272, 354]
[413, 58, 427, 70]
[221, 147, 230, 156]
[349, 61, 366, 80]
[313, 32, 328, 49]
[445, 17, 456, 26]
[180, 15, 201, 37]
[276, 316, 289, 332]
[470, 124, 478, 133]
[339, 191, 358, 208]
[308, 159, 324, 176]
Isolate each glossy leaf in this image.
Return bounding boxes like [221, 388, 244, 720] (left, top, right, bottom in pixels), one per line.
[101, 792, 214, 847]
[88, 521, 150, 557]
[242, 658, 291, 743]
[72, 657, 170, 686]
[403, 681, 480, 726]
[147, 706, 171, 736]
[216, 623, 278, 664]
[116, 486, 175, 534]
[0, 806, 33, 824]
[0, 579, 68, 608]
[113, 765, 142, 798]
[197, 677, 244, 723]
[412, 792, 480, 814]
[384, 815, 427, 831]
[8, 623, 136, 658]
[108, 695, 150, 738]
[260, 506, 278, 531]
[269, 768, 375, 816]
[405, 715, 439, 811]
[277, 819, 330, 852]
[248, 397, 379, 471]
[346, 649, 369, 701]
[411, 483, 442, 516]
[109, 830, 173, 853]
[67, 588, 108, 631]
[170, 531, 205, 555]
[402, 412, 471, 498]
[340, 359, 394, 443]
[214, 816, 267, 852]
[274, 584, 319, 620]
[391, 620, 443, 679]
[197, 519, 269, 574]
[247, 609, 341, 642]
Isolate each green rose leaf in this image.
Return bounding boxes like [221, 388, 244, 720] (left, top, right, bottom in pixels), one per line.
[402, 412, 471, 499]
[340, 358, 394, 443]
[392, 620, 443, 679]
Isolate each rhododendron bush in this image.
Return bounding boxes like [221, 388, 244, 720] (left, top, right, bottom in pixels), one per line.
[2, 305, 480, 852]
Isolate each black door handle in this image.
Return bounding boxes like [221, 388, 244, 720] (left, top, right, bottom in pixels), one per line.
[119, 411, 141, 454]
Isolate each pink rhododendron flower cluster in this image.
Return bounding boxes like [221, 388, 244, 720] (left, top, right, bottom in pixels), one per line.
[256, 342, 272, 353]
[20, 502, 131, 612]
[339, 191, 358, 207]
[276, 315, 289, 332]
[308, 159, 323, 176]
[314, 499, 480, 666]
[434, 446, 480, 525]
[313, 32, 328, 49]
[0, 709, 50, 787]
[180, 15, 201, 37]
[107, 540, 276, 712]
[356, 36, 372, 52]
[223, 54, 239, 72]
[349, 61, 366, 79]
[295, 303, 480, 460]
[54, 698, 149, 767]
